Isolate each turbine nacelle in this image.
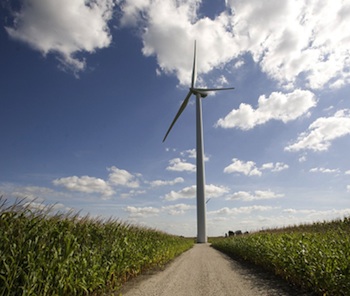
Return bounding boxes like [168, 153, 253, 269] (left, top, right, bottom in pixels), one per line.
[191, 88, 208, 98]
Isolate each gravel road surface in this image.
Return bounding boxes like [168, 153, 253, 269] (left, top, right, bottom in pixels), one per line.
[119, 244, 310, 296]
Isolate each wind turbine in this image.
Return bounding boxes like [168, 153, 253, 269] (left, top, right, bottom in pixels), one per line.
[163, 41, 234, 243]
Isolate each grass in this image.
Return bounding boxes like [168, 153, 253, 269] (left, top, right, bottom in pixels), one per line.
[0, 198, 194, 295]
[211, 217, 350, 295]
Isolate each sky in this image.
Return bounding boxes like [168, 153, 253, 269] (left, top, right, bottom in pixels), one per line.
[1, 0, 350, 237]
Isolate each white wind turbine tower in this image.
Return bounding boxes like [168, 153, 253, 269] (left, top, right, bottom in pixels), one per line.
[163, 41, 234, 243]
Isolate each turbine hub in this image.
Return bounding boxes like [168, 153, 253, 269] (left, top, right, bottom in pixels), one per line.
[191, 88, 208, 98]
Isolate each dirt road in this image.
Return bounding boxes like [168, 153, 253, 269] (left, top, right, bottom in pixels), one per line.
[119, 244, 310, 296]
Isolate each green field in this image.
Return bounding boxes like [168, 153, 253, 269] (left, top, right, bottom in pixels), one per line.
[211, 218, 350, 295]
[0, 198, 194, 295]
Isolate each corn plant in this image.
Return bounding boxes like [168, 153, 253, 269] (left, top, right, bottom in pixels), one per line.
[0, 198, 194, 295]
[212, 217, 350, 295]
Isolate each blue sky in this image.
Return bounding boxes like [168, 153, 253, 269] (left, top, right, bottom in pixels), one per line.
[1, 0, 350, 237]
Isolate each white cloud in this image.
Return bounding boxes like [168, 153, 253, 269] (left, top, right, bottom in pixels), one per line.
[282, 208, 350, 221]
[6, 0, 115, 73]
[181, 149, 197, 159]
[209, 205, 277, 216]
[120, 0, 239, 86]
[162, 203, 195, 215]
[205, 184, 230, 197]
[149, 177, 184, 187]
[125, 203, 194, 218]
[180, 149, 209, 161]
[7, 1, 350, 89]
[345, 171, 350, 175]
[23, 201, 67, 213]
[261, 162, 289, 172]
[164, 185, 196, 201]
[347, 185, 350, 192]
[121, 0, 350, 90]
[224, 159, 289, 176]
[107, 166, 140, 188]
[285, 109, 350, 152]
[10, 185, 64, 201]
[224, 158, 261, 176]
[216, 89, 316, 130]
[233, 59, 244, 69]
[52, 167, 141, 198]
[166, 158, 196, 172]
[309, 167, 340, 174]
[6, 0, 350, 89]
[164, 184, 229, 201]
[120, 189, 146, 199]
[299, 155, 307, 163]
[0, 184, 74, 214]
[216, 75, 228, 86]
[53, 175, 115, 197]
[226, 0, 350, 89]
[226, 190, 284, 201]
[124, 206, 160, 218]
[120, 0, 163, 27]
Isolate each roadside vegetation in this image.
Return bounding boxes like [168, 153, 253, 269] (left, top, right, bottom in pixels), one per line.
[0, 198, 194, 295]
[211, 217, 350, 295]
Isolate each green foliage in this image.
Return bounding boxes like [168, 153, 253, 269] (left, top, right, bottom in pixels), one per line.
[0, 198, 193, 295]
[212, 218, 350, 295]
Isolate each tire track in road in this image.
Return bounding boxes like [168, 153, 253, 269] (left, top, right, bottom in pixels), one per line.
[118, 244, 311, 296]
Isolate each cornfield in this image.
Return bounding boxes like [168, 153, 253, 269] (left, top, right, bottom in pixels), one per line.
[212, 218, 350, 295]
[0, 198, 194, 295]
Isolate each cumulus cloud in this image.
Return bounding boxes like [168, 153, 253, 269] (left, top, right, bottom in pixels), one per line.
[149, 177, 184, 187]
[282, 208, 350, 220]
[5, 0, 115, 73]
[180, 149, 209, 161]
[205, 184, 230, 197]
[180, 149, 197, 159]
[120, 0, 239, 85]
[6, 0, 350, 89]
[285, 109, 350, 152]
[52, 166, 141, 198]
[107, 166, 140, 188]
[227, 0, 350, 89]
[166, 158, 196, 172]
[261, 162, 289, 172]
[226, 190, 284, 201]
[224, 158, 261, 176]
[309, 167, 340, 174]
[164, 184, 229, 201]
[120, 189, 146, 199]
[120, 0, 350, 90]
[162, 203, 195, 215]
[124, 206, 160, 218]
[224, 159, 289, 176]
[216, 89, 316, 130]
[299, 155, 307, 163]
[124, 203, 195, 218]
[164, 185, 195, 201]
[209, 205, 277, 216]
[53, 176, 115, 197]
[23, 201, 67, 213]
[9, 185, 66, 202]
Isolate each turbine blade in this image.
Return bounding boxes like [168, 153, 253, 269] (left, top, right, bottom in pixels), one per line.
[191, 41, 197, 88]
[195, 87, 235, 92]
[163, 91, 192, 142]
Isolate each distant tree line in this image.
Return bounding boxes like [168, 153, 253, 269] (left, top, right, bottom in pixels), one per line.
[225, 230, 249, 237]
